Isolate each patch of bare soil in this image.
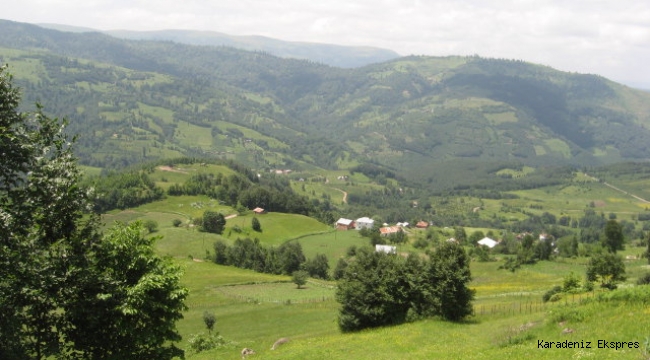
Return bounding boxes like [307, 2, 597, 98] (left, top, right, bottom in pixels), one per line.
[157, 166, 188, 174]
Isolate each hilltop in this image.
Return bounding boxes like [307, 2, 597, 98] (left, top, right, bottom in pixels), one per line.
[2, 19, 650, 187]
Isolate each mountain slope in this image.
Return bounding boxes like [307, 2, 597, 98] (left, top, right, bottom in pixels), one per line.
[2, 19, 650, 188]
[35, 23, 401, 69]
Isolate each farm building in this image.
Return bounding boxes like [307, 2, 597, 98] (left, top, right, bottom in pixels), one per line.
[336, 218, 355, 230]
[477, 237, 498, 248]
[415, 221, 429, 229]
[375, 244, 397, 254]
[355, 217, 375, 230]
[379, 226, 403, 237]
[252, 207, 266, 215]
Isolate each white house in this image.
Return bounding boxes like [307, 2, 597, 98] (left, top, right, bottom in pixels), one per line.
[477, 237, 498, 248]
[355, 217, 375, 230]
[375, 244, 397, 254]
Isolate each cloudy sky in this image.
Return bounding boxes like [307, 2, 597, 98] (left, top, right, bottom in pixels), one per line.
[5, 0, 650, 88]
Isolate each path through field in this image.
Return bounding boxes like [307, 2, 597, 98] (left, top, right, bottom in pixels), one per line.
[333, 188, 348, 204]
[584, 172, 650, 203]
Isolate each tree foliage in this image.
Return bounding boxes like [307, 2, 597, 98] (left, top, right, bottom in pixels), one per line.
[0, 66, 187, 359]
[586, 252, 626, 289]
[336, 243, 473, 332]
[602, 219, 624, 253]
[251, 216, 262, 232]
[292, 270, 309, 289]
[63, 222, 187, 359]
[202, 210, 226, 234]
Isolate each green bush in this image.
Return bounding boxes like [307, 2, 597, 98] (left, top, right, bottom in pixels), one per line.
[542, 285, 562, 303]
[143, 219, 158, 233]
[187, 333, 227, 354]
[548, 305, 588, 323]
[562, 272, 581, 293]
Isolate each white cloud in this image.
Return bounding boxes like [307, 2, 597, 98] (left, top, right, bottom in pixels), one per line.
[3, 0, 649, 86]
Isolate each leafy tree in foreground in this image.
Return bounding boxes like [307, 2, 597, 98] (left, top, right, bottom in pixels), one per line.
[0, 66, 187, 359]
[429, 242, 475, 321]
[64, 222, 188, 359]
[1, 64, 101, 359]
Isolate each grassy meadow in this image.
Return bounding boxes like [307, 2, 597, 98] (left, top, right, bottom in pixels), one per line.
[99, 166, 650, 359]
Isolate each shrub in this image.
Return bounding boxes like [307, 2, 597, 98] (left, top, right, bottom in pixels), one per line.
[172, 218, 183, 227]
[542, 285, 562, 303]
[187, 333, 227, 354]
[562, 272, 581, 293]
[143, 219, 158, 233]
[548, 305, 588, 323]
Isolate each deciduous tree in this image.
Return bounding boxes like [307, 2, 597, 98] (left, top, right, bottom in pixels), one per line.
[202, 210, 226, 234]
[0, 66, 187, 359]
[292, 270, 309, 289]
[586, 252, 626, 289]
[602, 219, 624, 253]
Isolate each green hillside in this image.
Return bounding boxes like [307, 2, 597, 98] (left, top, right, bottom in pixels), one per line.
[2, 19, 650, 193]
[6, 26, 650, 360]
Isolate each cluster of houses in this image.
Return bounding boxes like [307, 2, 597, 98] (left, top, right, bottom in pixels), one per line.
[335, 217, 432, 237]
[334, 217, 552, 255]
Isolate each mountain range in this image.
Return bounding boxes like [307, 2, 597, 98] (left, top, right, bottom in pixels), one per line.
[2, 19, 650, 191]
[37, 23, 401, 68]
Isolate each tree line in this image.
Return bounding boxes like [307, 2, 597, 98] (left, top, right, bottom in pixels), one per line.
[336, 242, 474, 332]
[213, 239, 330, 279]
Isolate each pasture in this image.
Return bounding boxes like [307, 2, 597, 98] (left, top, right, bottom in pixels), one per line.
[103, 169, 650, 359]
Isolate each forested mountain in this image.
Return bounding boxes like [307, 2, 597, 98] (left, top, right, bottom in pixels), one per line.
[37, 23, 401, 68]
[2, 19, 650, 191]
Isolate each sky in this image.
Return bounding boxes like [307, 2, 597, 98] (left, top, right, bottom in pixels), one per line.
[4, 0, 650, 88]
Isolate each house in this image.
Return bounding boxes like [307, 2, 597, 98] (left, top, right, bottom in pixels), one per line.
[477, 237, 498, 248]
[336, 218, 355, 231]
[379, 226, 403, 237]
[252, 207, 266, 215]
[396, 222, 410, 227]
[375, 244, 397, 254]
[415, 221, 429, 229]
[355, 217, 375, 230]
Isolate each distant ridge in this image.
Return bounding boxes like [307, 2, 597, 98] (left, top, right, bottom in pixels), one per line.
[3, 18, 650, 185]
[37, 23, 401, 68]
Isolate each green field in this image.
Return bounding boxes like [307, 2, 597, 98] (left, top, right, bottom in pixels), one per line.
[124, 199, 650, 360]
[98, 173, 650, 360]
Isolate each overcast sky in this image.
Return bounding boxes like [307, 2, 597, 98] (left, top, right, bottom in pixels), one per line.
[4, 0, 650, 88]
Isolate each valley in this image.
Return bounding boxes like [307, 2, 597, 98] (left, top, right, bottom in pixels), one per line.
[3, 19, 650, 359]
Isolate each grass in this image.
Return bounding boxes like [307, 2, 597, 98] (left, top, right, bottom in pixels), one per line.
[98, 172, 650, 359]
[298, 230, 369, 269]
